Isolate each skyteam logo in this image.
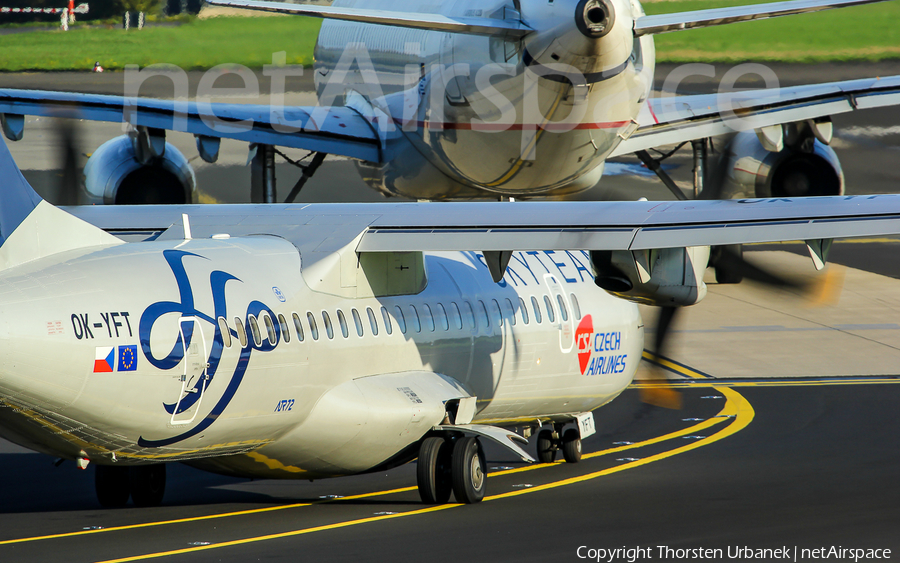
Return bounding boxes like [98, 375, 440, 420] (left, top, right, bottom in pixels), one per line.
[575, 315, 629, 376]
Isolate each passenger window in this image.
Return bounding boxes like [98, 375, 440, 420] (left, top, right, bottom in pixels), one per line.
[477, 300, 490, 330]
[394, 305, 407, 334]
[292, 312, 304, 342]
[504, 298, 516, 326]
[491, 299, 503, 327]
[531, 296, 542, 324]
[519, 297, 529, 324]
[570, 294, 582, 320]
[217, 317, 232, 348]
[557, 294, 569, 321]
[544, 295, 556, 323]
[248, 315, 262, 347]
[409, 304, 421, 333]
[450, 302, 463, 330]
[367, 307, 379, 336]
[234, 316, 248, 347]
[323, 311, 334, 339]
[307, 312, 319, 340]
[381, 306, 393, 335]
[423, 304, 435, 332]
[436, 303, 449, 331]
[337, 310, 349, 339]
[352, 308, 364, 337]
[462, 301, 476, 332]
[277, 314, 290, 343]
[263, 313, 277, 345]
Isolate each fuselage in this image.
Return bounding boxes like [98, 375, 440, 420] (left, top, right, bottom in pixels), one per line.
[0, 234, 642, 479]
[314, 0, 655, 199]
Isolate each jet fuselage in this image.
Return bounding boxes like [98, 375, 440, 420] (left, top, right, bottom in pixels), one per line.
[314, 0, 655, 199]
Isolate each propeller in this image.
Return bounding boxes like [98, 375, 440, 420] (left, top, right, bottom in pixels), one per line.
[640, 143, 843, 408]
[53, 119, 83, 206]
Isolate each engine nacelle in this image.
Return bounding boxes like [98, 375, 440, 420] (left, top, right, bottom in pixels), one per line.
[590, 246, 710, 307]
[722, 128, 844, 199]
[83, 135, 197, 205]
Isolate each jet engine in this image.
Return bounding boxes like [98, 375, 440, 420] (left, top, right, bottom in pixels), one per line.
[721, 121, 844, 200]
[82, 134, 197, 205]
[590, 246, 710, 307]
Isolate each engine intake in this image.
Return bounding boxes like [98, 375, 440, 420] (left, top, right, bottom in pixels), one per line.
[83, 135, 196, 205]
[722, 128, 844, 200]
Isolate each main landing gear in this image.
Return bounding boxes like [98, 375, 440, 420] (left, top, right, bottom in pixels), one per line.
[417, 435, 487, 504]
[536, 424, 582, 464]
[95, 464, 166, 508]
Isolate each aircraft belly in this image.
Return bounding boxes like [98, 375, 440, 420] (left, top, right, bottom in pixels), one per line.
[228, 371, 466, 478]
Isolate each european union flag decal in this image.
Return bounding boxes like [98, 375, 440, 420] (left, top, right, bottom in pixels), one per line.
[118, 345, 138, 372]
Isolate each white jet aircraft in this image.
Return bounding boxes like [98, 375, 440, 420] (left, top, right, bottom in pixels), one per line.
[2, 134, 900, 506]
[1, 0, 900, 206]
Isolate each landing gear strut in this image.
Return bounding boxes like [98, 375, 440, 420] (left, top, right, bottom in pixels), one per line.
[416, 434, 487, 504]
[95, 464, 166, 508]
[536, 424, 582, 464]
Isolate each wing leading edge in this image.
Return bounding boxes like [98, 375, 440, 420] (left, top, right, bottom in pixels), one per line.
[64, 197, 900, 256]
[205, 0, 532, 38]
[634, 0, 892, 36]
[0, 89, 384, 163]
[613, 75, 900, 157]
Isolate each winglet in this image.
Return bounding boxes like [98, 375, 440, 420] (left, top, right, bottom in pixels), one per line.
[0, 135, 42, 248]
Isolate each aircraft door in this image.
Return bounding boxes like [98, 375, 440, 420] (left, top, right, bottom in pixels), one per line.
[544, 274, 574, 353]
[171, 316, 209, 426]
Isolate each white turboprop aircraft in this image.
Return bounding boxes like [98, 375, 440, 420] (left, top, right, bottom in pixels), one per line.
[2, 0, 900, 205]
[2, 134, 900, 507]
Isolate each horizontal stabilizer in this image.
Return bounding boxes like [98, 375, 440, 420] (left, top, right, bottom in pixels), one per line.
[206, 0, 532, 37]
[634, 0, 889, 36]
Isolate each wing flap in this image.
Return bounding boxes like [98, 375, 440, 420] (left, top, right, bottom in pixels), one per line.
[0, 89, 384, 162]
[206, 0, 532, 37]
[634, 0, 890, 36]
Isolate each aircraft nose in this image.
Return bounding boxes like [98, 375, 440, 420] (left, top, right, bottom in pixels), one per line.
[576, 0, 616, 38]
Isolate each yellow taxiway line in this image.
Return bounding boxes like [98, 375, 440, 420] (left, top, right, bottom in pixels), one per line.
[9, 386, 750, 562]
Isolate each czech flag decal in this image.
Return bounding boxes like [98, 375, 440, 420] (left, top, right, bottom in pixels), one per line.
[93, 346, 115, 373]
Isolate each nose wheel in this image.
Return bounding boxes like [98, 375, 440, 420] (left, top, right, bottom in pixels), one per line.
[417, 435, 487, 504]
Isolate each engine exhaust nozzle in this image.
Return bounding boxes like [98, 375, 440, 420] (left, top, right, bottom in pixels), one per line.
[576, 0, 616, 38]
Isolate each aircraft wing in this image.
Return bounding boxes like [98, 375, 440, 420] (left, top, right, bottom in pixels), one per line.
[65, 196, 900, 256]
[205, 0, 532, 37]
[0, 89, 385, 163]
[611, 75, 900, 157]
[633, 0, 888, 36]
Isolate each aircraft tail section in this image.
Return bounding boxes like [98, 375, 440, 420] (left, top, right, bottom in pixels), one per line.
[0, 136, 122, 271]
[0, 134, 42, 248]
